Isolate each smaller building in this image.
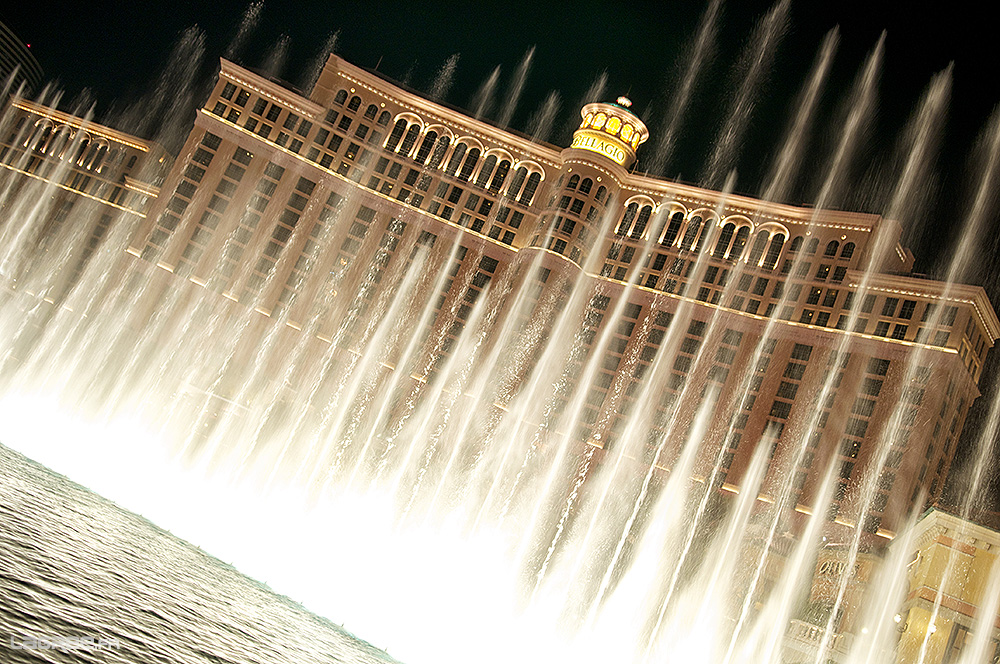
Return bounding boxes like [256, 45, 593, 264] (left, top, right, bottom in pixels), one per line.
[896, 508, 1000, 663]
[0, 97, 169, 295]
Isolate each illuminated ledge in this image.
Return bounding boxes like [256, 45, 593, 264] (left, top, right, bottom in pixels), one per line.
[0, 162, 148, 217]
[12, 98, 153, 152]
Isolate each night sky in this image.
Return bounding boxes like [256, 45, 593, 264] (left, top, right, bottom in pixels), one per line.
[5, 1, 1000, 504]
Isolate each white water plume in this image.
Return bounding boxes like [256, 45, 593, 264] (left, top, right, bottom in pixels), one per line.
[261, 34, 292, 78]
[470, 66, 501, 120]
[427, 53, 460, 101]
[301, 31, 341, 93]
[525, 91, 561, 143]
[225, 1, 264, 60]
[700, 0, 790, 189]
[646, 0, 721, 176]
[497, 46, 535, 128]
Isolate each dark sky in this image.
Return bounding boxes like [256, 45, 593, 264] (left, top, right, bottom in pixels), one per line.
[3, 2, 999, 272]
[6, 1, 999, 271]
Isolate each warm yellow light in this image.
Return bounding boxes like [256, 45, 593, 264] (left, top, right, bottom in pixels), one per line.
[570, 130, 628, 166]
[620, 124, 634, 142]
[606, 116, 621, 135]
[593, 113, 607, 130]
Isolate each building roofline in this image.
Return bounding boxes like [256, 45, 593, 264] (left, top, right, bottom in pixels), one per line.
[9, 97, 162, 154]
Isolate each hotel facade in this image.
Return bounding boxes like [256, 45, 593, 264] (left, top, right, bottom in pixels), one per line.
[126, 54, 998, 545]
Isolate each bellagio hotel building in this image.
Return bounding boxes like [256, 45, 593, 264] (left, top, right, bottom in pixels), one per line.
[129, 54, 998, 544]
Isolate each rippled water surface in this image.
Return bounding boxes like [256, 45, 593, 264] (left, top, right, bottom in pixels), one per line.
[0, 444, 397, 664]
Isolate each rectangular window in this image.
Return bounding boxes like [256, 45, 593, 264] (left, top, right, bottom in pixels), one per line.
[770, 401, 792, 419]
[776, 381, 798, 399]
[867, 358, 890, 375]
[845, 418, 869, 438]
[899, 299, 916, 319]
[881, 297, 899, 317]
[852, 398, 876, 416]
[784, 362, 806, 380]
[861, 377, 883, 396]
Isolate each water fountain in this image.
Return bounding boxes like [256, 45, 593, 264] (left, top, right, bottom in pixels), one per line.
[1, 4, 999, 664]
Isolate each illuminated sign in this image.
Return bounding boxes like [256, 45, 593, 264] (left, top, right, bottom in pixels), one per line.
[570, 130, 629, 165]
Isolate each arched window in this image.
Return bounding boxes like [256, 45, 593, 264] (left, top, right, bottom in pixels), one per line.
[630, 205, 652, 240]
[347, 96, 362, 112]
[824, 240, 839, 256]
[595, 185, 607, 203]
[90, 144, 109, 171]
[507, 166, 528, 199]
[104, 148, 123, 171]
[333, 89, 348, 105]
[445, 143, 467, 176]
[579, 178, 593, 195]
[49, 126, 72, 158]
[567, 174, 580, 190]
[789, 236, 803, 252]
[728, 226, 751, 260]
[364, 104, 378, 120]
[806, 238, 819, 254]
[713, 223, 736, 258]
[489, 159, 511, 192]
[414, 131, 438, 164]
[680, 216, 703, 250]
[618, 203, 638, 236]
[398, 123, 421, 156]
[386, 119, 407, 151]
[520, 172, 542, 205]
[377, 111, 391, 126]
[661, 211, 684, 247]
[476, 155, 497, 187]
[428, 136, 450, 169]
[73, 137, 91, 165]
[747, 232, 770, 265]
[762, 234, 786, 269]
[458, 148, 480, 181]
[82, 141, 101, 169]
[841, 242, 855, 259]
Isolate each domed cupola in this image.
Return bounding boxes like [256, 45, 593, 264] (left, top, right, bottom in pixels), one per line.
[568, 97, 649, 170]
